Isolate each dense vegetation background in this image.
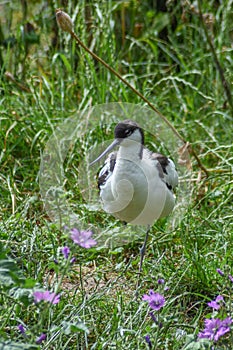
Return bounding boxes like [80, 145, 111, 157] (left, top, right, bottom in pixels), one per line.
[0, 1, 232, 349]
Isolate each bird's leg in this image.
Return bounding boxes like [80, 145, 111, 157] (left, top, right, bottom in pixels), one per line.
[136, 225, 151, 290]
[139, 225, 150, 273]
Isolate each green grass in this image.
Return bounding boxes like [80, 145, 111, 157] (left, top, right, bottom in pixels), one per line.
[0, 1, 233, 349]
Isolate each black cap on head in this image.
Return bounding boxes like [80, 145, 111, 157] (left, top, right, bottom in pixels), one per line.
[114, 120, 144, 144]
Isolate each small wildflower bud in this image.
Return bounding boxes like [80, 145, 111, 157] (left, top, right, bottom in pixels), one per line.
[228, 274, 233, 283]
[149, 311, 157, 323]
[157, 278, 165, 285]
[18, 324, 26, 336]
[36, 333, 47, 344]
[70, 256, 76, 264]
[216, 268, 224, 276]
[61, 246, 70, 259]
[56, 9, 73, 33]
[145, 335, 152, 349]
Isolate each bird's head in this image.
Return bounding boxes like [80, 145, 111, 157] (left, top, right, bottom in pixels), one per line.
[114, 119, 144, 145]
[90, 120, 144, 166]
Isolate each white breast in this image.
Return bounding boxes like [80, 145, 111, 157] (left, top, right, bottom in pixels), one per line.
[100, 156, 176, 225]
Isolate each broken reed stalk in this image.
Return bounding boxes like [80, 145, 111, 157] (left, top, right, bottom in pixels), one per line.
[197, 0, 233, 115]
[55, 9, 209, 177]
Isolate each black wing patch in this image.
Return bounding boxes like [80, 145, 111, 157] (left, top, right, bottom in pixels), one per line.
[152, 153, 169, 174]
[151, 152, 178, 191]
[97, 152, 116, 189]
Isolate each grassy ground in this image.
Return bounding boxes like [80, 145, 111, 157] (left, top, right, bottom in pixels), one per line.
[0, 1, 232, 349]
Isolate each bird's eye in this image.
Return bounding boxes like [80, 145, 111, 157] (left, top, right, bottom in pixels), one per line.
[124, 128, 132, 136]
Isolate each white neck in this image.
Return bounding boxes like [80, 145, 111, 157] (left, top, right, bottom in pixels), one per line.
[118, 139, 143, 161]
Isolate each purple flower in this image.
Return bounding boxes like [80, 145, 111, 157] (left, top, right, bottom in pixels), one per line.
[198, 317, 232, 342]
[145, 334, 152, 349]
[36, 333, 47, 344]
[228, 274, 233, 283]
[157, 279, 165, 285]
[142, 290, 165, 311]
[33, 291, 60, 304]
[61, 246, 70, 259]
[208, 295, 224, 310]
[70, 228, 97, 248]
[216, 268, 224, 276]
[18, 324, 26, 335]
